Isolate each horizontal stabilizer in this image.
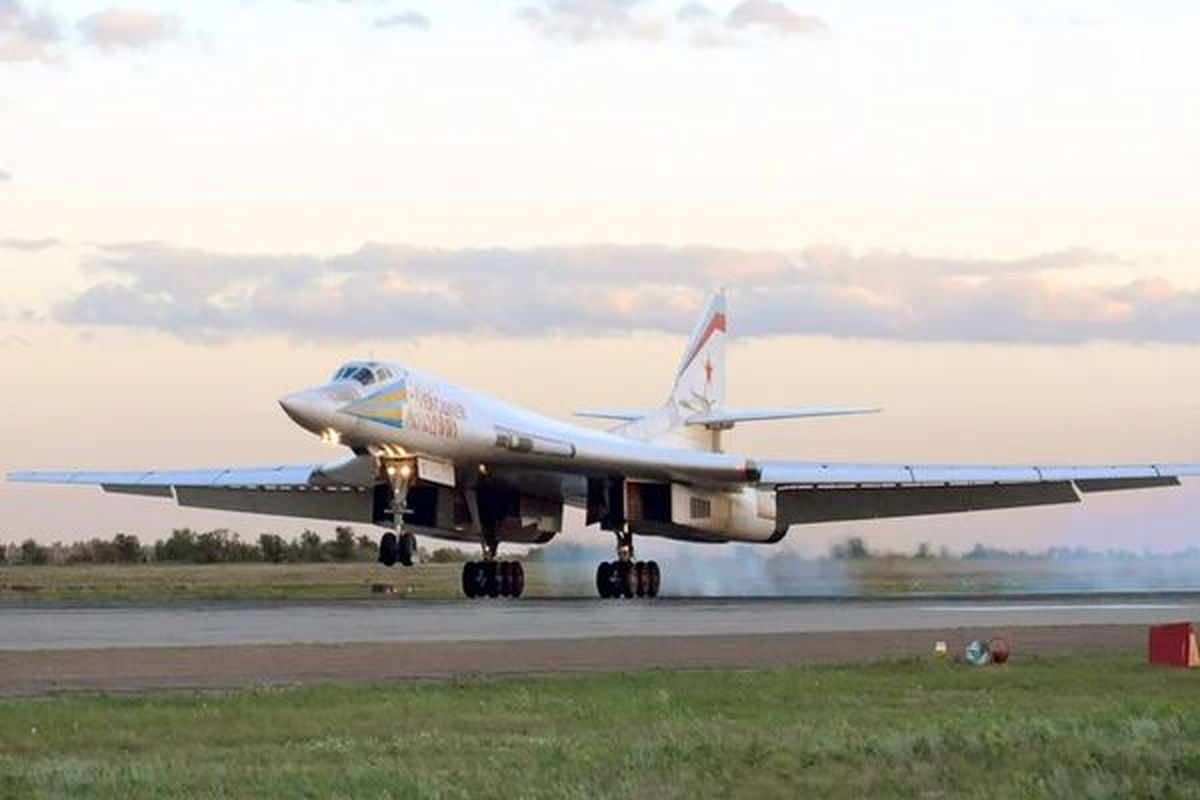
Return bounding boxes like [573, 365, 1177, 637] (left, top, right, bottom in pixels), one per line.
[686, 406, 880, 427]
[574, 408, 653, 422]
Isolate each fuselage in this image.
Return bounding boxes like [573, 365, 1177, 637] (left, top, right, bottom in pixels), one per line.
[278, 359, 758, 485]
[278, 359, 781, 543]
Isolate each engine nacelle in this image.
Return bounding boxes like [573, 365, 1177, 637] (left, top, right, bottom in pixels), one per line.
[624, 480, 779, 543]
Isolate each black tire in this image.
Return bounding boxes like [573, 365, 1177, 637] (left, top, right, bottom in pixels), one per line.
[485, 561, 500, 598]
[397, 532, 416, 567]
[461, 561, 477, 598]
[378, 532, 398, 567]
[618, 562, 636, 599]
[647, 561, 661, 598]
[511, 561, 525, 599]
[471, 562, 489, 599]
[596, 562, 614, 599]
[634, 561, 647, 597]
[498, 561, 513, 597]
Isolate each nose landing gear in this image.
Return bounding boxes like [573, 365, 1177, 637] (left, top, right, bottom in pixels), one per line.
[377, 461, 419, 568]
[377, 530, 417, 567]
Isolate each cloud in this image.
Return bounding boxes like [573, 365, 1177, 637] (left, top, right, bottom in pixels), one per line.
[676, 2, 715, 22]
[78, 8, 178, 51]
[518, 0, 662, 43]
[1018, 13, 1106, 28]
[0, 237, 59, 251]
[373, 11, 431, 31]
[675, 0, 825, 47]
[0, 0, 61, 63]
[50, 242, 1200, 345]
[726, 0, 824, 33]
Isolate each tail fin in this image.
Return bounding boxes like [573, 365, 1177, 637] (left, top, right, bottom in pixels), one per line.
[670, 290, 726, 412]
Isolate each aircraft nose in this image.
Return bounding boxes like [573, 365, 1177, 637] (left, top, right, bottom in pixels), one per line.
[278, 390, 327, 431]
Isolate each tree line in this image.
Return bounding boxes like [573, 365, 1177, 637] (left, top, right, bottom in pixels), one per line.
[1, 528, 475, 566]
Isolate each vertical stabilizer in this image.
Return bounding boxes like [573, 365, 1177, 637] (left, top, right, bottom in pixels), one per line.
[671, 290, 726, 414]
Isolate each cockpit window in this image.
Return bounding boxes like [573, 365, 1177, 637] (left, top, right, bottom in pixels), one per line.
[331, 362, 399, 385]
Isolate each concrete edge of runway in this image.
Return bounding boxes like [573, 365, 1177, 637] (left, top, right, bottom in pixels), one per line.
[5, 589, 1200, 612]
[0, 625, 1151, 697]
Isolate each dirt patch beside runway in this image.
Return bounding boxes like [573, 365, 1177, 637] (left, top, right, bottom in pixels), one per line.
[0, 624, 1148, 696]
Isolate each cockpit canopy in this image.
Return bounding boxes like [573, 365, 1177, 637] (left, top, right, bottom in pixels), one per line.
[329, 361, 398, 387]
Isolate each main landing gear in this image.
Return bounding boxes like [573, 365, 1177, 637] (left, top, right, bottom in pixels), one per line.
[462, 560, 525, 599]
[461, 539, 525, 599]
[596, 560, 660, 599]
[595, 530, 661, 599]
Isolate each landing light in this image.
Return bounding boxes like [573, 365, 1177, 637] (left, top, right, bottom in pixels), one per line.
[320, 429, 342, 445]
[399, 464, 413, 479]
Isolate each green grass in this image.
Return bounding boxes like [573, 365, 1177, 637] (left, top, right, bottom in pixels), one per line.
[2, 657, 1200, 798]
[0, 562, 574, 602]
[4, 556, 1200, 603]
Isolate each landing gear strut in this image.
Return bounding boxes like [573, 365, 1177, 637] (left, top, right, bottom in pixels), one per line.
[378, 463, 417, 567]
[461, 539, 524, 599]
[596, 530, 660, 599]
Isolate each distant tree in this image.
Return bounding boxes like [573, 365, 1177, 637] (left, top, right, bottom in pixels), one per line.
[914, 542, 932, 560]
[329, 526, 356, 562]
[831, 536, 870, 560]
[355, 534, 376, 560]
[195, 529, 233, 563]
[112, 533, 141, 563]
[297, 530, 324, 562]
[964, 543, 992, 560]
[259, 534, 286, 563]
[157, 528, 198, 562]
[427, 547, 471, 564]
[19, 538, 48, 565]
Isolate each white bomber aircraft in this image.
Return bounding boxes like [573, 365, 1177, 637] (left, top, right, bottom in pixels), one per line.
[9, 291, 1199, 599]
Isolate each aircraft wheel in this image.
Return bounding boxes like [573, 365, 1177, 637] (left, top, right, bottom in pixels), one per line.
[647, 561, 661, 598]
[511, 562, 525, 599]
[634, 561, 648, 597]
[596, 562, 614, 599]
[617, 562, 636, 599]
[397, 532, 416, 567]
[471, 561, 489, 599]
[461, 562, 477, 598]
[378, 532, 398, 567]
[485, 561, 500, 598]
[498, 561, 513, 597]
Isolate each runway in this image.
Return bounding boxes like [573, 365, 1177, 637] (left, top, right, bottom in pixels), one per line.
[2, 594, 1192, 695]
[2, 593, 1197, 651]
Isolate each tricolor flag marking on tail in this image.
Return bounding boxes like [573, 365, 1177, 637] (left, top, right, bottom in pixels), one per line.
[678, 309, 727, 379]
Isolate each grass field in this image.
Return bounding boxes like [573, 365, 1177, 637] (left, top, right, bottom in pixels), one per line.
[0, 562, 507, 602]
[4, 555, 1199, 602]
[2, 656, 1199, 798]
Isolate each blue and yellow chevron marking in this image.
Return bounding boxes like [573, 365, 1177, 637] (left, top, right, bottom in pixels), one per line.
[344, 382, 408, 429]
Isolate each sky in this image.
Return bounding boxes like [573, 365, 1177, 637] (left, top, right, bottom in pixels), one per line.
[1, 0, 1198, 554]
